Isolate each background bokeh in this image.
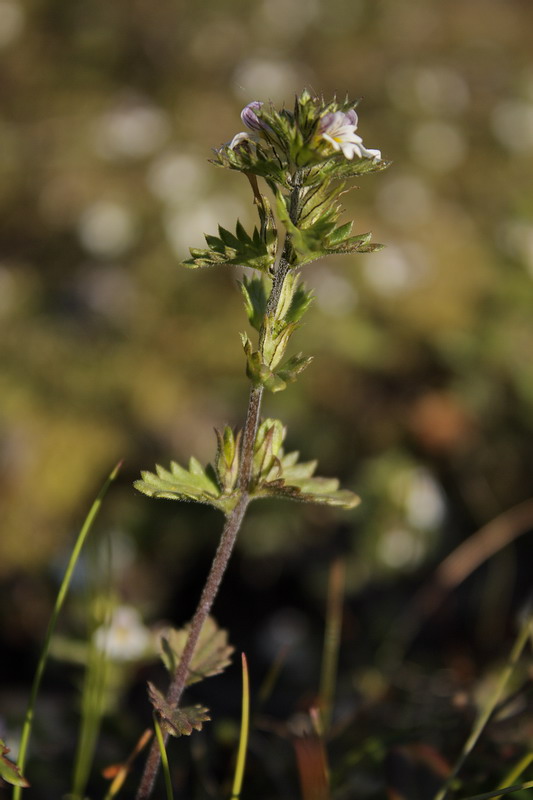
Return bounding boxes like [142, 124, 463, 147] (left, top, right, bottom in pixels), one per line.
[1, 0, 533, 795]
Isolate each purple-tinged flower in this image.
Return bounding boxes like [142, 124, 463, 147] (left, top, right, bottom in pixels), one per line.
[227, 102, 273, 151]
[241, 101, 266, 132]
[317, 110, 381, 161]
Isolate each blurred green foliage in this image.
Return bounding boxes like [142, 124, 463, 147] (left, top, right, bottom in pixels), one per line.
[1, 0, 532, 605]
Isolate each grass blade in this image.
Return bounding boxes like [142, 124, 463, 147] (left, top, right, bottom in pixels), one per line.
[153, 715, 174, 800]
[319, 558, 345, 732]
[257, 644, 289, 708]
[230, 653, 250, 800]
[459, 780, 533, 800]
[70, 536, 114, 800]
[433, 608, 533, 800]
[14, 461, 122, 800]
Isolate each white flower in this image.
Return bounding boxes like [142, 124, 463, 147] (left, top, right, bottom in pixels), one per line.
[93, 606, 153, 662]
[317, 110, 381, 161]
[228, 131, 255, 150]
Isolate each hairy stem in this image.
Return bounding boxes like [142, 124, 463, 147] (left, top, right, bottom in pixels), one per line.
[136, 182, 300, 800]
[135, 493, 249, 799]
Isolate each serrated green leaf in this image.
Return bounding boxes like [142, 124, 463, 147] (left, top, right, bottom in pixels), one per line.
[214, 426, 240, 492]
[261, 316, 297, 370]
[276, 189, 340, 265]
[205, 233, 224, 252]
[258, 479, 360, 509]
[285, 285, 314, 324]
[254, 419, 285, 472]
[148, 683, 210, 737]
[159, 616, 234, 685]
[281, 457, 318, 480]
[276, 353, 313, 384]
[327, 220, 353, 245]
[183, 218, 276, 273]
[263, 372, 287, 393]
[218, 225, 241, 249]
[280, 450, 299, 467]
[239, 274, 270, 331]
[134, 455, 233, 512]
[247, 418, 360, 509]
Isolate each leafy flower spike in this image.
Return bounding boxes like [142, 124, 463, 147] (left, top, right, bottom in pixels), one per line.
[134, 92, 388, 798]
[317, 109, 381, 161]
[217, 92, 386, 184]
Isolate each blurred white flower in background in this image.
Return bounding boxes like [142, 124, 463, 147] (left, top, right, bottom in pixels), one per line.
[255, 0, 319, 38]
[93, 606, 153, 662]
[498, 219, 533, 276]
[387, 65, 470, 115]
[311, 267, 358, 315]
[414, 66, 470, 115]
[147, 151, 208, 206]
[403, 467, 446, 530]
[164, 196, 246, 257]
[376, 174, 434, 227]
[378, 527, 426, 570]
[77, 201, 137, 258]
[233, 58, 312, 104]
[410, 121, 467, 172]
[75, 266, 137, 322]
[0, 0, 25, 48]
[491, 99, 533, 154]
[362, 242, 431, 296]
[377, 466, 445, 571]
[92, 103, 170, 160]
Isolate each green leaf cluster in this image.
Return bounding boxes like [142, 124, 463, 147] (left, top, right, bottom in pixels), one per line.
[276, 181, 383, 266]
[250, 418, 360, 508]
[135, 415, 359, 512]
[240, 271, 313, 393]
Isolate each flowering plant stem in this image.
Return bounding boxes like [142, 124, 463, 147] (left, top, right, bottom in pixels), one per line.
[133, 93, 385, 798]
[135, 229, 294, 800]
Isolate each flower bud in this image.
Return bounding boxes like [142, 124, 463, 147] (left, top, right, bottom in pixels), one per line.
[241, 101, 265, 131]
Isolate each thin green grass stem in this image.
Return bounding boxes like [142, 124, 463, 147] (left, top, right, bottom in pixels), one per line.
[433, 610, 533, 800]
[230, 653, 250, 800]
[497, 753, 533, 800]
[71, 636, 110, 798]
[257, 645, 289, 708]
[319, 558, 345, 732]
[14, 461, 122, 800]
[458, 780, 533, 800]
[71, 549, 114, 800]
[153, 716, 174, 800]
